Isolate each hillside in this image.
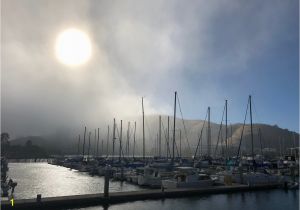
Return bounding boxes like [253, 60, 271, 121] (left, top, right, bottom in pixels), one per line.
[7, 115, 299, 157]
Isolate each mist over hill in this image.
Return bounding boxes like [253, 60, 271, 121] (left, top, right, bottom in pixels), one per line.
[8, 114, 299, 157]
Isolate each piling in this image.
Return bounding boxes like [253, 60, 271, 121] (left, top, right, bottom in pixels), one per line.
[104, 166, 110, 198]
[36, 194, 41, 203]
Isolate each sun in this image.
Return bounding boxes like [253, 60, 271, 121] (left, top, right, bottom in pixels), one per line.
[55, 28, 92, 66]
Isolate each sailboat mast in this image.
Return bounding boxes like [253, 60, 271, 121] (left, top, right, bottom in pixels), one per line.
[172, 91, 177, 162]
[106, 125, 109, 157]
[97, 128, 100, 157]
[112, 118, 116, 162]
[82, 126, 86, 157]
[142, 97, 145, 160]
[119, 120, 123, 162]
[87, 131, 91, 162]
[133, 121, 136, 158]
[159, 115, 162, 158]
[207, 106, 211, 157]
[225, 100, 228, 159]
[167, 116, 170, 159]
[249, 95, 255, 164]
[127, 122, 130, 157]
[94, 129, 97, 156]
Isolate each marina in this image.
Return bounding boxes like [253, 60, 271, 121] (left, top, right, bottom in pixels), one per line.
[1, 93, 299, 209]
[1, 157, 298, 210]
[1, 1, 299, 209]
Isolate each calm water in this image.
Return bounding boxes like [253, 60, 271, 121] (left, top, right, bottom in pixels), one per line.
[8, 163, 141, 199]
[71, 190, 299, 210]
[7, 163, 299, 210]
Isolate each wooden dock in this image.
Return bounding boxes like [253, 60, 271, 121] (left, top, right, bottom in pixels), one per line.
[1, 184, 280, 210]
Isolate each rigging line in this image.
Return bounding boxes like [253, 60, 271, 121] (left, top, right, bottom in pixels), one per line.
[234, 98, 250, 167]
[176, 94, 192, 156]
[161, 120, 171, 157]
[213, 103, 226, 157]
[193, 111, 208, 160]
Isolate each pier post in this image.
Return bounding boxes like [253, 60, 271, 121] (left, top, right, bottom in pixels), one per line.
[37, 194, 42, 203]
[121, 165, 124, 181]
[104, 165, 111, 198]
[238, 166, 244, 184]
[290, 165, 295, 182]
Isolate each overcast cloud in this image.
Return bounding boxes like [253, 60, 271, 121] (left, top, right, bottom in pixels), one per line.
[1, 0, 298, 138]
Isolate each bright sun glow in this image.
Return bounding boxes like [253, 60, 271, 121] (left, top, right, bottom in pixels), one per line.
[55, 28, 92, 66]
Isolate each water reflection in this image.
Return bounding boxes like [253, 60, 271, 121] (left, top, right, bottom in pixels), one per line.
[68, 191, 299, 210]
[8, 163, 141, 199]
[7, 163, 299, 210]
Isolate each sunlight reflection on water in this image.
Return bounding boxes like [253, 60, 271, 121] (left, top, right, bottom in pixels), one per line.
[8, 162, 141, 199]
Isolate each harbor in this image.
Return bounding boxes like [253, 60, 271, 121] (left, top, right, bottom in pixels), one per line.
[1, 157, 298, 210]
[1, 1, 299, 209]
[1, 93, 299, 210]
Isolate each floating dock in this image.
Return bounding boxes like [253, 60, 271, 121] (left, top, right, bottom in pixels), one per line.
[1, 184, 280, 210]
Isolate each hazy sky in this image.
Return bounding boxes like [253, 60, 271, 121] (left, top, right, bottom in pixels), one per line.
[1, 0, 299, 138]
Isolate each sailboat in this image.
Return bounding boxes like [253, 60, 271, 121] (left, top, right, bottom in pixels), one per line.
[162, 167, 214, 189]
[230, 95, 283, 186]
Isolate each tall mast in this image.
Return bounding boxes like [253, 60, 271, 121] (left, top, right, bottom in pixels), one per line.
[133, 121, 136, 159]
[225, 100, 228, 159]
[119, 120, 123, 162]
[82, 126, 86, 157]
[87, 131, 91, 162]
[157, 133, 159, 156]
[249, 95, 255, 166]
[94, 129, 97, 156]
[112, 118, 116, 162]
[167, 116, 170, 159]
[106, 125, 109, 157]
[207, 107, 211, 157]
[142, 97, 145, 160]
[172, 91, 177, 162]
[159, 115, 162, 158]
[127, 122, 130, 157]
[97, 128, 100, 157]
[77, 134, 81, 156]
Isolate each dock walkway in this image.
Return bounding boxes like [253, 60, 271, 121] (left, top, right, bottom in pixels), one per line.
[1, 184, 280, 210]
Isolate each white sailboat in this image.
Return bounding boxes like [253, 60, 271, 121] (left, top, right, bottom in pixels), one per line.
[162, 167, 214, 189]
